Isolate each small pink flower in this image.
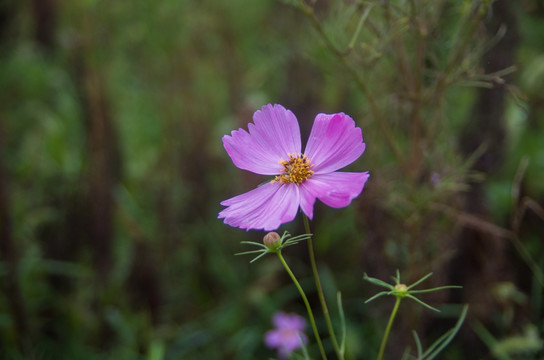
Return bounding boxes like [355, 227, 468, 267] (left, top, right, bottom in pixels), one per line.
[218, 104, 369, 231]
[264, 312, 308, 359]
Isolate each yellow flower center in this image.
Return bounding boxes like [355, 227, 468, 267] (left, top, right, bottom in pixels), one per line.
[274, 153, 314, 185]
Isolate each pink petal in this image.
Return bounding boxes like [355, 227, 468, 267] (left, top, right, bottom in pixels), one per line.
[222, 104, 301, 175]
[273, 312, 306, 331]
[272, 312, 289, 328]
[218, 182, 300, 231]
[222, 131, 282, 175]
[265, 328, 306, 358]
[280, 330, 306, 352]
[304, 113, 366, 174]
[299, 172, 370, 216]
[264, 329, 283, 348]
[299, 185, 317, 220]
[252, 104, 302, 157]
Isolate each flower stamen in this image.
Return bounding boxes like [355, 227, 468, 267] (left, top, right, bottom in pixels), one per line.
[274, 153, 314, 185]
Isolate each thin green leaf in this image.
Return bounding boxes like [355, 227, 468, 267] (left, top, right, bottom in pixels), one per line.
[239, 241, 268, 248]
[365, 291, 391, 303]
[413, 331, 423, 357]
[405, 294, 440, 312]
[423, 305, 469, 360]
[337, 292, 346, 354]
[282, 238, 309, 247]
[472, 321, 512, 360]
[249, 252, 270, 263]
[235, 250, 266, 256]
[288, 233, 313, 241]
[410, 285, 462, 294]
[407, 272, 434, 290]
[348, 3, 373, 49]
[401, 349, 413, 360]
[147, 340, 165, 360]
[364, 273, 394, 289]
[422, 329, 454, 359]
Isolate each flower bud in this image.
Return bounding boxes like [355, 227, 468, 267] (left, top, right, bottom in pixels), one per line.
[394, 283, 408, 297]
[263, 232, 282, 250]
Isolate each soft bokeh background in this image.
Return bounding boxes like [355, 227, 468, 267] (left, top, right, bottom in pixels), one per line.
[1, 0, 544, 359]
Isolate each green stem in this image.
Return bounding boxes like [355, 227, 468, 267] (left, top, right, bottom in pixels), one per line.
[377, 296, 402, 360]
[276, 251, 328, 360]
[303, 215, 344, 360]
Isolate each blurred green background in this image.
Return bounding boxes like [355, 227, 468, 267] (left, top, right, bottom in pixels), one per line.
[1, 0, 544, 359]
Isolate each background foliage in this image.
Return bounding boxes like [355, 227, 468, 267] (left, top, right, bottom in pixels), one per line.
[1, 0, 543, 359]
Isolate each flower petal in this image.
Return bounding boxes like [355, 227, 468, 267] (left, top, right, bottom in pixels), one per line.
[264, 329, 283, 348]
[300, 172, 369, 215]
[266, 312, 308, 358]
[222, 104, 301, 175]
[222, 131, 281, 175]
[281, 330, 306, 353]
[273, 312, 306, 331]
[218, 182, 300, 231]
[251, 104, 302, 156]
[299, 184, 317, 220]
[304, 113, 366, 174]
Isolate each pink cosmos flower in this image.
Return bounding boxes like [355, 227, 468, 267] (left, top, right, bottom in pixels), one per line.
[218, 104, 369, 231]
[264, 311, 308, 359]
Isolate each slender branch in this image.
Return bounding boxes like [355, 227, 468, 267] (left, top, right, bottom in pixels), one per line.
[297, 3, 406, 170]
[432, 1, 491, 98]
[384, 0, 427, 180]
[432, 202, 544, 287]
[348, 4, 373, 51]
[385, 1, 415, 95]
